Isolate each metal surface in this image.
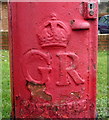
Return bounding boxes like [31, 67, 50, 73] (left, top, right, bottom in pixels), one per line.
[8, 1, 98, 119]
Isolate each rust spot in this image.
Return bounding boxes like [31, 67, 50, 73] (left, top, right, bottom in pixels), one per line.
[16, 95, 20, 100]
[72, 64, 76, 69]
[27, 82, 52, 101]
[52, 106, 58, 112]
[70, 20, 75, 25]
[87, 66, 90, 70]
[71, 92, 80, 99]
[93, 64, 96, 70]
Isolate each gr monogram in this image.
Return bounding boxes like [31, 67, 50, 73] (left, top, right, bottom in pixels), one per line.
[22, 50, 84, 86]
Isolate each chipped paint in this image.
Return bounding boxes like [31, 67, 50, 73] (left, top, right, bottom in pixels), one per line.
[27, 82, 52, 102]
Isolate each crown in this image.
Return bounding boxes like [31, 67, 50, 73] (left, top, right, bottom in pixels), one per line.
[37, 14, 70, 48]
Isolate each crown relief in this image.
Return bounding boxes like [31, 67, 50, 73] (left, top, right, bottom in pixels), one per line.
[37, 13, 71, 48]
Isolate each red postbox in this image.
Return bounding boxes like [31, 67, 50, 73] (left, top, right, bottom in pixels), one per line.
[8, 1, 98, 119]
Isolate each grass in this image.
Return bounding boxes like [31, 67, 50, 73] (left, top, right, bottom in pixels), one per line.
[97, 50, 108, 118]
[0, 50, 11, 118]
[0, 50, 108, 118]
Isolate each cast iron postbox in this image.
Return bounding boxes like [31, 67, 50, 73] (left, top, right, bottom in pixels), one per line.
[8, 0, 98, 119]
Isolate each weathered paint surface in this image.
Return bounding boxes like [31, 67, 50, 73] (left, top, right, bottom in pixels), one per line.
[8, 1, 98, 119]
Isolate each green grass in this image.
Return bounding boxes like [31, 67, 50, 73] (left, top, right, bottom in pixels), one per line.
[0, 50, 11, 118]
[97, 50, 108, 118]
[0, 50, 108, 118]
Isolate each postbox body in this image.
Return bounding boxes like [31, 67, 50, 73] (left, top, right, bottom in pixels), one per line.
[9, 1, 98, 119]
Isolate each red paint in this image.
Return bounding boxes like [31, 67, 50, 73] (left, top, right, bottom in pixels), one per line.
[8, 1, 98, 119]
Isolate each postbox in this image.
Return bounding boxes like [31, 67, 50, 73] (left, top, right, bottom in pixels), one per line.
[8, 1, 98, 119]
